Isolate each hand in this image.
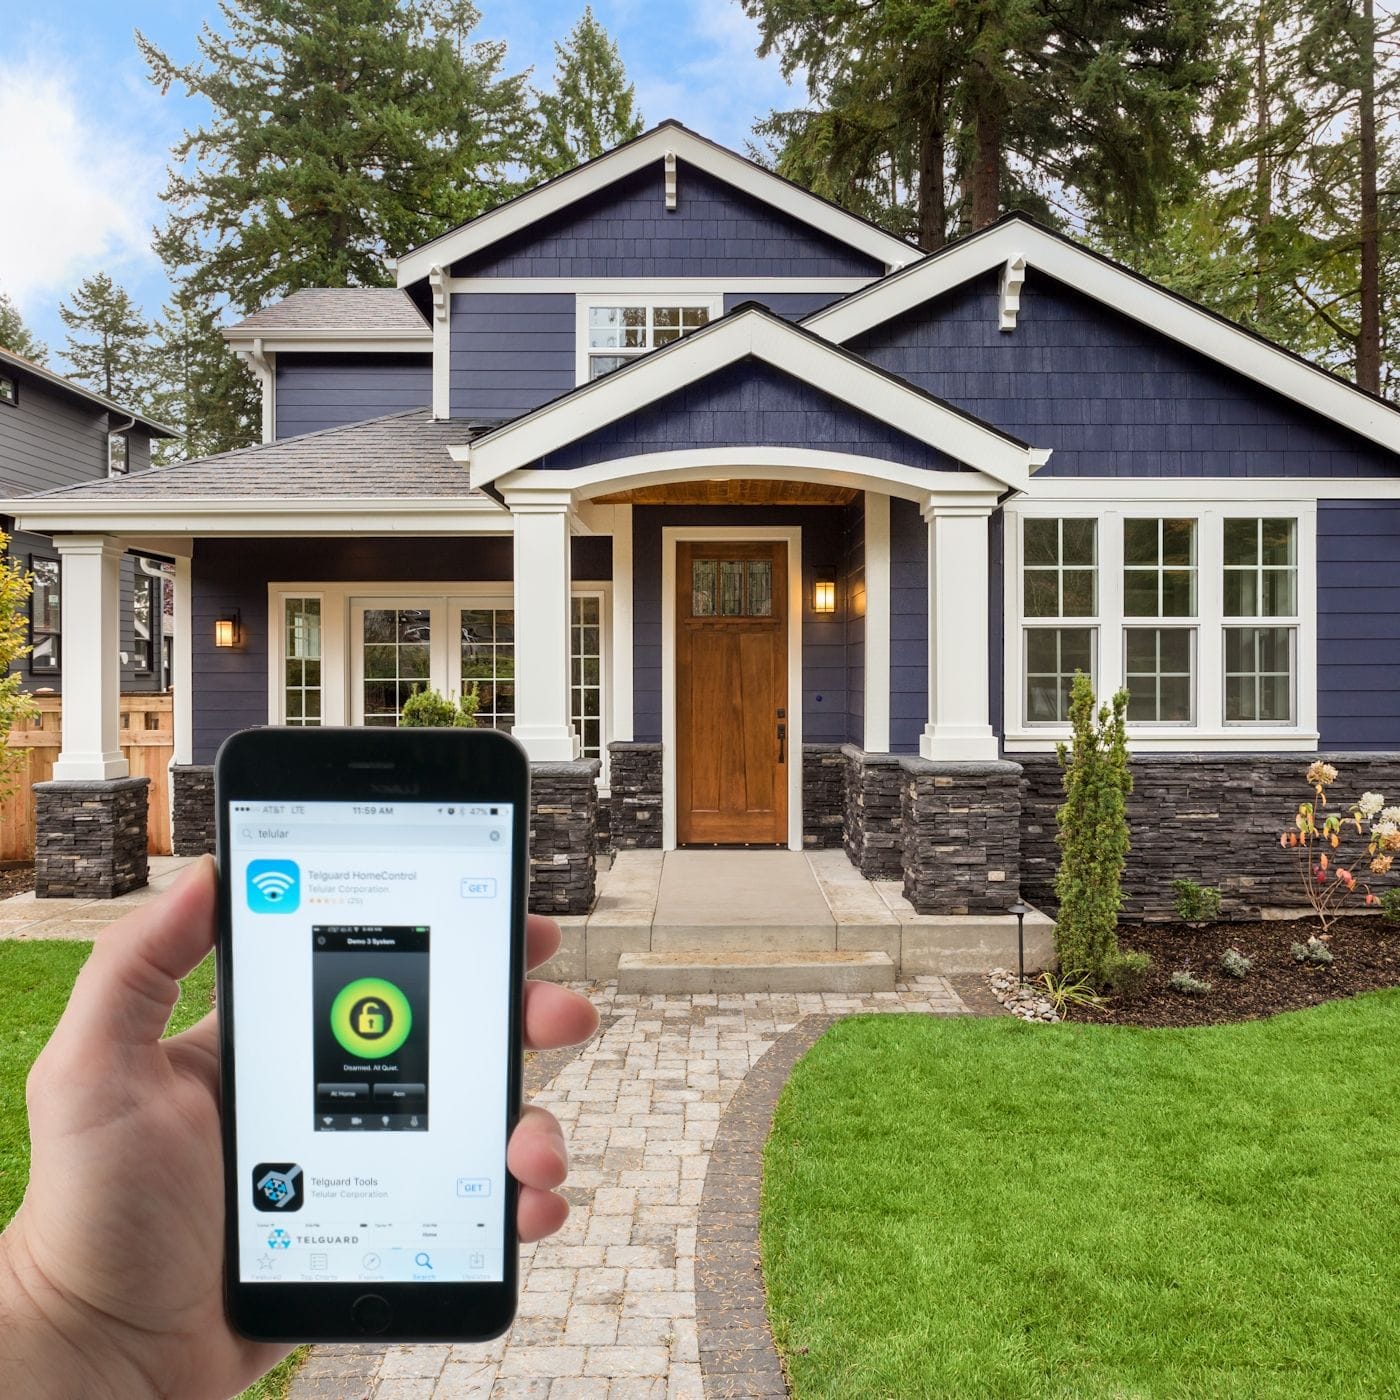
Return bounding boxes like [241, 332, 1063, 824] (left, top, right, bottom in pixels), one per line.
[0, 856, 597, 1400]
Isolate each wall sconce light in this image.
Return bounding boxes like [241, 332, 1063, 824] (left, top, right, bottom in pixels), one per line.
[214, 611, 241, 649]
[812, 571, 837, 614]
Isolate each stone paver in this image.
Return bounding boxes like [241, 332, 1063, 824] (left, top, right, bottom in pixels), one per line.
[317, 977, 972, 1400]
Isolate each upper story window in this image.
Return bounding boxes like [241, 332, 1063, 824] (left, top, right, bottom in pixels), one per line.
[580, 297, 720, 382]
[108, 433, 129, 476]
[0, 374, 16, 406]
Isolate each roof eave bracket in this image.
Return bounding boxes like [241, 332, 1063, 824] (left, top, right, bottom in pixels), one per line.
[664, 152, 678, 212]
[999, 254, 1027, 332]
[428, 265, 448, 323]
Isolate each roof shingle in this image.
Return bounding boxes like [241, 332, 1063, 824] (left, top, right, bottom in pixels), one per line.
[226, 288, 431, 335]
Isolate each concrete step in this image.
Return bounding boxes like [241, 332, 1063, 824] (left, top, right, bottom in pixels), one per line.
[616, 949, 896, 994]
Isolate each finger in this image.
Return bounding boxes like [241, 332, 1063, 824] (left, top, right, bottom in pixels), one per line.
[524, 979, 599, 1052]
[52, 856, 217, 1054]
[526, 914, 560, 971]
[508, 1105, 569, 1191]
[518, 1186, 569, 1243]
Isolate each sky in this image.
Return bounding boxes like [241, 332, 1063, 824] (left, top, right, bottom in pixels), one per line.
[0, 1, 800, 374]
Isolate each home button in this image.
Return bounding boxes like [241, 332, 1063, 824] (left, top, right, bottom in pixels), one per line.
[352, 1293, 392, 1335]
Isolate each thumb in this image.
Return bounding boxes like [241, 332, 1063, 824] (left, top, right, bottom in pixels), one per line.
[51, 856, 218, 1056]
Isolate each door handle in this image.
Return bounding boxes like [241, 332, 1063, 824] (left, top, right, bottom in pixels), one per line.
[777, 722, 786, 764]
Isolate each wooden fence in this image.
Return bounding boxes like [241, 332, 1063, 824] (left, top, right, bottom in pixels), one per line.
[0, 695, 174, 861]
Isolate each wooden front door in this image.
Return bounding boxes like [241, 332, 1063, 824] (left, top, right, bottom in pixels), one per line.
[676, 541, 788, 845]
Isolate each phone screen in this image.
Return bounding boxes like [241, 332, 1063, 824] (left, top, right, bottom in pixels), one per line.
[228, 799, 513, 1286]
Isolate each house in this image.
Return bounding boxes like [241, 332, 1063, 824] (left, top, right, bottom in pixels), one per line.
[0, 347, 177, 693]
[7, 121, 1400, 940]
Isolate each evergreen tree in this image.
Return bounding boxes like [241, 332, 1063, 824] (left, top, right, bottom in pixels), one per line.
[138, 0, 534, 314]
[744, 0, 1227, 247]
[0, 290, 48, 365]
[58, 272, 153, 405]
[533, 7, 644, 180]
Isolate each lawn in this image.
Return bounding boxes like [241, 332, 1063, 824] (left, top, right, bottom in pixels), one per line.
[0, 942, 303, 1400]
[762, 999, 1400, 1399]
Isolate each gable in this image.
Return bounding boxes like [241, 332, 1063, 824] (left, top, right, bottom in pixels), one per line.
[528, 359, 964, 474]
[451, 160, 884, 280]
[848, 269, 1400, 478]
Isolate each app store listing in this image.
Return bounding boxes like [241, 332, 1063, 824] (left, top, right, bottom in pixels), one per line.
[230, 802, 513, 1284]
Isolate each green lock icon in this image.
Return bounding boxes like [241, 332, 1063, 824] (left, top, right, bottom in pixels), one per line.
[332, 978, 411, 1058]
[355, 999, 385, 1036]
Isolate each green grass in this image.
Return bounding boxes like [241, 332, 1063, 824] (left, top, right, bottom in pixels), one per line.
[762, 999, 1400, 1399]
[0, 943, 303, 1400]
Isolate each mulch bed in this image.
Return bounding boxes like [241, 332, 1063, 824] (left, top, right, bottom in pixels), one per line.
[0, 864, 35, 899]
[1076, 915, 1400, 1028]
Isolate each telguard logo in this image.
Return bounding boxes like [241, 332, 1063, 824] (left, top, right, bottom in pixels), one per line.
[247, 859, 300, 914]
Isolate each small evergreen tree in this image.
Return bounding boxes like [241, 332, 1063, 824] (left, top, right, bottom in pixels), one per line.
[59, 272, 154, 405]
[1054, 672, 1132, 985]
[0, 290, 48, 364]
[0, 534, 38, 797]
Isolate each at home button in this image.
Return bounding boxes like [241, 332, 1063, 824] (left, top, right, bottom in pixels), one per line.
[352, 1293, 392, 1335]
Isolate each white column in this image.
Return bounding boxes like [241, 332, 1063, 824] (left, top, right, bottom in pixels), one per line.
[52, 535, 128, 781]
[172, 554, 193, 765]
[611, 504, 634, 742]
[863, 492, 891, 753]
[506, 490, 579, 761]
[920, 501, 999, 762]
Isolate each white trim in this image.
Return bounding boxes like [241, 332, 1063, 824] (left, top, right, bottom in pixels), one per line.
[804, 218, 1400, 457]
[396, 125, 920, 286]
[609, 505, 634, 742]
[1002, 500, 1318, 752]
[1021, 477, 1400, 503]
[863, 492, 891, 752]
[226, 333, 431, 355]
[661, 525, 803, 853]
[574, 292, 723, 386]
[465, 308, 1036, 490]
[448, 277, 872, 294]
[235, 339, 276, 443]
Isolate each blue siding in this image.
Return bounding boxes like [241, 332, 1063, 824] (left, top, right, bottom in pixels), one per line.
[1318, 501, 1400, 748]
[889, 497, 928, 754]
[535, 360, 965, 474]
[849, 269, 1400, 478]
[844, 494, 866, 745]
[631, 506, 849, 745]
[274, 354, 431, 439]
[450, 292, 576, 420]
[723, 291, 845, 320]
[453, 161, 883, 279]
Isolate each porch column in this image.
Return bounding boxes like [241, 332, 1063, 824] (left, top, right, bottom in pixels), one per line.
[52, 535, 127, 780]
[919, 501, 999, 762]
[505, 489, 578, 761]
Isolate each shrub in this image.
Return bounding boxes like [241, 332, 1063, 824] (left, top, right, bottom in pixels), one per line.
[1172, 878, 1222, 925]
[1380, 888, 1400, 925]
[1291, 937, 1334, 966]
[1220, 947, 1252, 979]
[1035, 968, 1107, 1018]
[0, 534, 36, 797]
[1054, 673, 1132, 987]
[400, 684, 479, 728]
[1169, 969, 1212, 997]
[1103, 949, 1153, 997]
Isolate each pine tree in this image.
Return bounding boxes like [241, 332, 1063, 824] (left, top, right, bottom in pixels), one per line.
[533, 7, 644, 181]
[58, 272, 153, 405]
[138, 0, 535, 315]
[0, 290, 49, 365]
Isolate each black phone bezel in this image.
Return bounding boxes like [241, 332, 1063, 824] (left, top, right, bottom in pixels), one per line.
[215, 725, 529, 1342]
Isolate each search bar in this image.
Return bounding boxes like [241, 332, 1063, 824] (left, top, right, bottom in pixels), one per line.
[236, 825, 503, 849]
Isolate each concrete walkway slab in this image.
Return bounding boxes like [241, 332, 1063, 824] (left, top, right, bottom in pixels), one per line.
[0, 856, 199, 940]
[653, 850, 833, 929]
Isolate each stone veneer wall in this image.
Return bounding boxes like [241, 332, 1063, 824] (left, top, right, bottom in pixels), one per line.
[841, 746, 904, 879]
[608, 742, 663, 850]
[530, 759, 601, 916]
[1020, 752, 1400, 918]
[35, 777, 150, 898]
[172, 764, 216, 855]
[802, 745, 845, 849]
[901, 760, 1022, 915]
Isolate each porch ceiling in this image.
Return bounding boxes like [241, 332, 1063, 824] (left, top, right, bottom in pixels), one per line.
[591, 480, 858, 506]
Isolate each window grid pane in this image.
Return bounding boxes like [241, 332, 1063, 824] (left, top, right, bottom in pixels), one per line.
[1023, 518, 1098, 619]
[588, 302, 711, 379]
[361, 607, 429, 725]
[1125, 627, 1194, 723]
[461, 607, 514, 731]
[1124, 518, 1197, 618]
[571, 595, 603, 760]
[1224, 518, 1297, 619]
[284, 597, 322, 727]
[1025, 626, 1094, 723]
[1225, 626, 1294, 723]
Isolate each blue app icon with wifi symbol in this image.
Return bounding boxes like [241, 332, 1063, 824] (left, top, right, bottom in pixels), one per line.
[247, 859, 300, 914]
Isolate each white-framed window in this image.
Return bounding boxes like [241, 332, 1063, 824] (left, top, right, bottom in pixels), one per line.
[571, 593, 604, 760]
[576, 295, 722, 383]
[282, 596, 323, 726]
[108, 432, 129, 476]
[1005, 504, 1316, 750]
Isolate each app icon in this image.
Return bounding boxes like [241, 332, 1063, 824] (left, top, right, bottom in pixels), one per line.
[267, 1228, 292, 1250]
[252, 1162, 303, 1212]
[330, 977, 413, 1059]
[246, 859, 300, 914]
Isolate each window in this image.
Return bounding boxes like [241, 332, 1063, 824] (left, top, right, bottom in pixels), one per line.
[29, 556, 60, 673]
[1123, 519, 1197, 724]
[283, 597, 322, 726]
[691, 558, 774, 617]
[1224, 518, 1297, 724]
[571, 595, 603, 759]
[109, 433, 129, 476]
[132, 574, 157, 672]
[582, 298, 718, 381]
[460, 606, 515, 731]
[0, 374, 15, 406]
[1022, 518, 1097, 723]
[1125, 627, 1194, 723]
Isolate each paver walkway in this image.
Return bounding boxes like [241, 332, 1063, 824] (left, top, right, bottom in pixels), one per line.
[293, 977, 972, 1400]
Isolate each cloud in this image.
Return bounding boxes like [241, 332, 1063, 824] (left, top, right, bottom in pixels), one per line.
[0, 57, 162, 309]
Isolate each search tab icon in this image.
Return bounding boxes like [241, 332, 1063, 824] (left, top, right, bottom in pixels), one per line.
[414, 1251, 433, 1269]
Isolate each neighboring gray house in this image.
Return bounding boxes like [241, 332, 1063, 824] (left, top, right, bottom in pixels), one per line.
[9, 121, 1400, 957]
[0, 347, 177, 692]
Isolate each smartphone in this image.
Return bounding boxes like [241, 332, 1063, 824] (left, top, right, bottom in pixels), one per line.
[215, 726, 529, 1342]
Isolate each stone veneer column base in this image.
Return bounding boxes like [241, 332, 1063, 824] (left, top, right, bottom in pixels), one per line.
[841, 745, 905, 879]
[900, 758, 1023, 915]
[172, 764, 216, 856]
[35, 777, 150, 899]
[531, 759, 601, 916]
[802, 744, 845, 849]
[607, 742, 663, 851]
